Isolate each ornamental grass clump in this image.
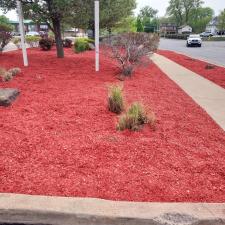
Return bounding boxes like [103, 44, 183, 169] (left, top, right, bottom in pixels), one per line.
[8, 67, 21, 76]
[108, 85, 124, 114]
[117, 102, 156, 131]
[0, 67, 21, 82]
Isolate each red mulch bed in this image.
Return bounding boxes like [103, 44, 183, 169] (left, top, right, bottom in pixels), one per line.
[158, 50, 225, 89]
[0, 48, 225, 202]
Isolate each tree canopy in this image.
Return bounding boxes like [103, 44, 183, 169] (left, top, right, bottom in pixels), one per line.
[0, 0, 136, 57]
[218, 9, 225, 31]
[166, 0, 214, 32]
[137, 6, 158, 33]
[166, 0, 204, 26]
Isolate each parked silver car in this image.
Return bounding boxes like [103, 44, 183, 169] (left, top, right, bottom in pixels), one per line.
[200, 32, 214, 37]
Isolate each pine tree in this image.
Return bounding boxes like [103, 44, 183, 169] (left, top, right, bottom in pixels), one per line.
[136, 17, 144, 32]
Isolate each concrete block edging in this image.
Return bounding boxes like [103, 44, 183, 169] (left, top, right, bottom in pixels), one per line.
[0, 194, 225, 225]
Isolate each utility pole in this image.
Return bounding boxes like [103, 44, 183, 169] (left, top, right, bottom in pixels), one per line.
[17, 0, 28, 67]
[95, 0, 99, 72]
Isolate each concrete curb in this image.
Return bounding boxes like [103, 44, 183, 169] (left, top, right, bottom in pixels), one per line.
[0, 194, 225, 225]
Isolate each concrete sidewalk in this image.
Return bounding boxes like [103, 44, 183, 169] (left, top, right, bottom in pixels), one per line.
[151, 53, 225, 131]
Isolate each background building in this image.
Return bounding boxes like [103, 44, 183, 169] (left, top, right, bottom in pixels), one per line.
[9, 19, 48, 34]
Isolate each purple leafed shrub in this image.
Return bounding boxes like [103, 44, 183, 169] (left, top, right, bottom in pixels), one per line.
[0, 24, 12, 53]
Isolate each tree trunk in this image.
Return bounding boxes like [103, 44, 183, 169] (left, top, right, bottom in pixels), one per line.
[89, 20, 95, 39]
[52, 18, 64, 58]
[107, 27, 112, 36]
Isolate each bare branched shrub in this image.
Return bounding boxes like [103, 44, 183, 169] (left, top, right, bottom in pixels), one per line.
[108, 85, 124, 114]
[117, 102, 156, 131]
[102, 32, 159, 76]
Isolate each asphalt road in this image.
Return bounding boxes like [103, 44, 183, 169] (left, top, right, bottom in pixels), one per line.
[159, 38, 225, 67]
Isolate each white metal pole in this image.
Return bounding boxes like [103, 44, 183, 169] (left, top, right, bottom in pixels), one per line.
[17, 0, 28, 67]
[95, 0, 100, 72]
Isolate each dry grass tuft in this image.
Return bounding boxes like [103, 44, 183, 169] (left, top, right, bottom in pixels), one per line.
[0, 67, 21, 82]
[8, 67, 21, 76]
[117, 102, 156, 131]
[108, 85, 124, 114]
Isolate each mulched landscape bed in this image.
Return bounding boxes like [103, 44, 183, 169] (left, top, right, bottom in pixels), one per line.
[0, 48, 225, 202]
[158, 50, 225, 89]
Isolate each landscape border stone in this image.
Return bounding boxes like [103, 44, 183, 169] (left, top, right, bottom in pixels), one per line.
[0, 194, 225, 225]
[0, 88, 20, 107]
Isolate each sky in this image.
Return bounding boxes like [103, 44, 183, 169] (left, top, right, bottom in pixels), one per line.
[1, 0, 225, 20]
[135, 0, 225, 16]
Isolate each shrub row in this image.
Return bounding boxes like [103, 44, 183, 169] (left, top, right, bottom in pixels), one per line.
[163, 34, 189, 40]
[203, 36, 225, 41]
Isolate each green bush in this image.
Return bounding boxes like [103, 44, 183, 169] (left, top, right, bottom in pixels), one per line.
[108, 85, 124, 114]
[25, 35, 41, 48]
[117, 102, 156, 131]
[74, 38, 94, 53]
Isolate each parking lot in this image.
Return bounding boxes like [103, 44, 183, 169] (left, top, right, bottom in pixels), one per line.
[159, 38, 225, 67]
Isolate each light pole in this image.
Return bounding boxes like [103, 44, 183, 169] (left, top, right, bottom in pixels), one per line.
[16, 0, 28, 67]
[95, 0, 99, 72]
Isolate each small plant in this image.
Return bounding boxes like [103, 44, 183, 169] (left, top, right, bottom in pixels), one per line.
[117, 102, 156, 131]
[2, 71, 13, 82]
[108, 85, 124, 114]
[73, 38, 94, 53]
[0, 68, 12, 82]
[26, 36, 41, 48]
[12, 37, 21, 49]
[205, 64, 216, 70]
[39, 37, 54, 51]
[8, 67, 21, 76]
[0, 67, 21, 82]
[63, 38, 73, 48]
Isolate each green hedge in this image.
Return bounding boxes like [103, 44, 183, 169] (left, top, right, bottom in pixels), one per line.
[74, 38, 94, 53]
[163, 34, 189, 40]
[203, 36, 225, 41]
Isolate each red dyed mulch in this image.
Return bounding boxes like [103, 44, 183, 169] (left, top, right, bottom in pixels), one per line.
[0, 48, 225, 202]
[158, 50, 225, 89]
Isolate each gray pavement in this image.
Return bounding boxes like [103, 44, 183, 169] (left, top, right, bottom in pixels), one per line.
[159, 38, 225, 67]
[151, 53, 225, 131]
[3, 42, 18, 52]
[0, 193, 225, 225]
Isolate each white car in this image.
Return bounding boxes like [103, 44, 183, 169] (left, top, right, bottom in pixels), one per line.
[26, 31, 40, 36]
[186, 34, 202, 47]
